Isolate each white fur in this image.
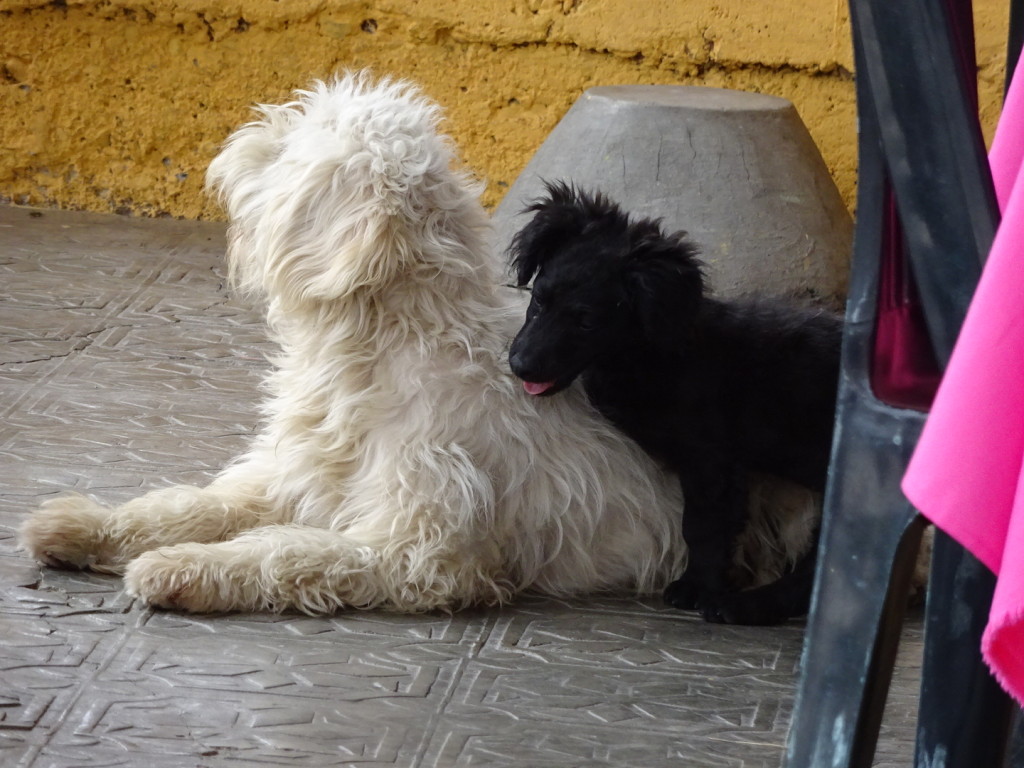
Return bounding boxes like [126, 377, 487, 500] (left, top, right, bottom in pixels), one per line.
[20, 74, 703, 614]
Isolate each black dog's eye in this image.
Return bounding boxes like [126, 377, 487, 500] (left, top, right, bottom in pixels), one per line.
[573, 310, 596, 331]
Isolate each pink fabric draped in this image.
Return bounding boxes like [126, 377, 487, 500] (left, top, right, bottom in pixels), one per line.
[902, 63, 1024, 705]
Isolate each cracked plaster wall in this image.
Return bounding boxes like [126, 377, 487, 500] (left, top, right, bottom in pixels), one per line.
[0, 0, 1011, 218]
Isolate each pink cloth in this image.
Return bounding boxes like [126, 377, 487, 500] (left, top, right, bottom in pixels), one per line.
[902, 65, 1024, 705]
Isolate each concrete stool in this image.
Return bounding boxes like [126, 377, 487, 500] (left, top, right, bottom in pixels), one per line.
[491, 85, 853, 308]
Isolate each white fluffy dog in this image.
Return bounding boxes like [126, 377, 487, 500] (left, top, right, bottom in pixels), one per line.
[18, 74, 695, 614]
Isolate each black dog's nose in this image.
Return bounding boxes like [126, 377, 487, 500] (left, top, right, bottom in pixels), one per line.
[508, 350, 527, 377]
[508, 347, 540, 380]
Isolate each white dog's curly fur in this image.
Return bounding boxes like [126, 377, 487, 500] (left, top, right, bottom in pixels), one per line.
[19, 74, 811, 615]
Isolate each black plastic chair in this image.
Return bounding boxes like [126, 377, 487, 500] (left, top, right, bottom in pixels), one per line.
[784, 0, 1022, 766]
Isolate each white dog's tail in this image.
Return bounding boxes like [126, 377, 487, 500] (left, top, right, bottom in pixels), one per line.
[206, 72, 489, 308]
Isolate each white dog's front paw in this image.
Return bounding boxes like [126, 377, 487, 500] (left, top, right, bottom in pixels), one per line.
[19, 494, 112, 571]
[124, 545, 253, 614]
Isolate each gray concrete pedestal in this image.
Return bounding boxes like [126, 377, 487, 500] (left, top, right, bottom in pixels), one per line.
[492, 85, 853, 307]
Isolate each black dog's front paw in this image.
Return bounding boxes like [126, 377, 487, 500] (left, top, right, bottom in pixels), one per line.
[665, 578, 791, 625]
[686, 592, 735, 624]
[663, 577, 702, 610]
[698, 591, 792, 626]
[664, 575, 726, 617]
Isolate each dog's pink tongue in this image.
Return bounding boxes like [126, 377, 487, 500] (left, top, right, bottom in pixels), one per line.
[523, 380, 555, 396]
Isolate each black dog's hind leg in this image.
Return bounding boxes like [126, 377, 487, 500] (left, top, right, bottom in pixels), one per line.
[711, 533, 820, 625]
[663, 459, 749, 621]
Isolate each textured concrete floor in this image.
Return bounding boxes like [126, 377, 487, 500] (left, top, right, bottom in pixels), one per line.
[0, 205, 926, 767]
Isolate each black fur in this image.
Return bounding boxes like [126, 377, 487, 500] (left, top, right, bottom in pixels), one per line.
[508, 182, 842, 625]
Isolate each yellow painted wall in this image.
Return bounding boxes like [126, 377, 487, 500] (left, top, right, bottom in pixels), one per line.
[0, 0, 1010, 219]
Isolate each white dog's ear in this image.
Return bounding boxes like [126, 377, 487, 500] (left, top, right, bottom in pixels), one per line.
[206, 74, 466, 306]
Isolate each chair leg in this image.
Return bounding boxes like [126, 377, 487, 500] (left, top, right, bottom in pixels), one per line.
[785, 393, 927, 768]
[914, 531, 1014, 767]
[1008, 711, 1024, 767]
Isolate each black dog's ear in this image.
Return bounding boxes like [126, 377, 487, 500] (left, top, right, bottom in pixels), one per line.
[508, 212, 570, 288]
[508, 181, 611, 287]
[625, 226, 706, 339]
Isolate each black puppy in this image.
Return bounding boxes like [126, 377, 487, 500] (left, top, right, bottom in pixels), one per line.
[508, 182, 842, 625]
